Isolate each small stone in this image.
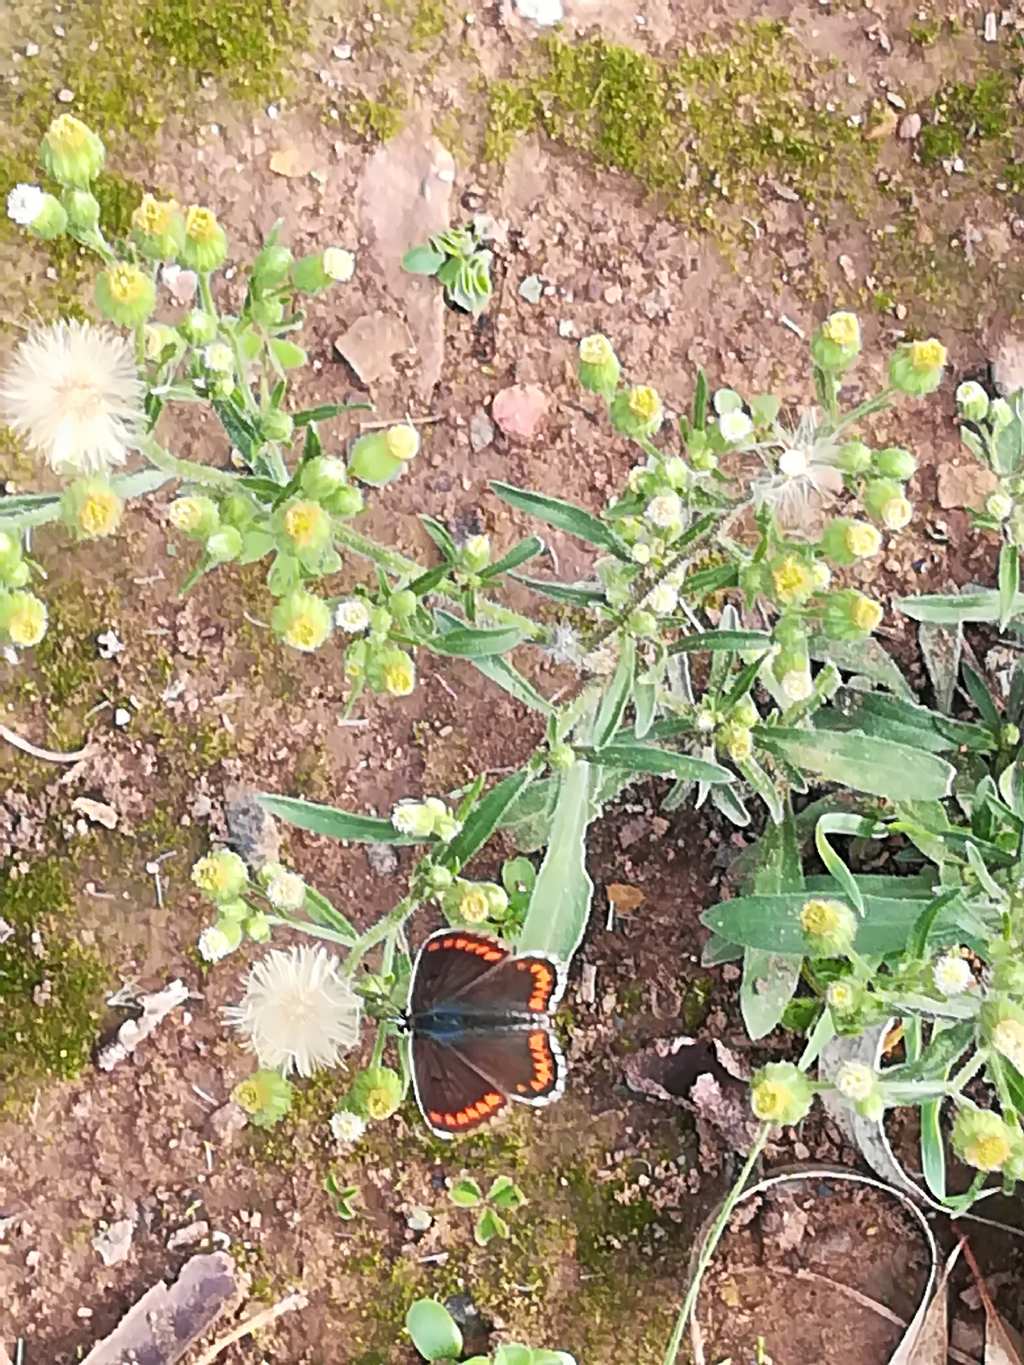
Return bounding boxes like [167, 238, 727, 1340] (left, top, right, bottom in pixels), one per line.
[518, 274, 543, 304]
[24, 41, 39, 56]
[557, 319, 577, 338]
[92, 1217, 135, 1268]
[113, 707, 131, 728]
[469, 409, 495, 452]
[334, 312, 414, 385]
[71, 797, 119, 830]
[491, 384, 550, 441]
[167, 1221, 210, 1252]
[885, 91, 906, 110]
[992, 333, 1024, 397]
[0, 917, 12, 945]
[406, 1205, 433, 1232]
[838, 253, 856, 285]
[206, 1101, 249, 1147]
[334, 42, 352, 58]
[898, 112, 921, 140]
[269, 144, 318, 178]
[364, 842, 399, 876]
[57, 88, 74, 103]
[513, 0, 563, 23]
[96, 628, 124, 659]
[937, 462, 997, 511]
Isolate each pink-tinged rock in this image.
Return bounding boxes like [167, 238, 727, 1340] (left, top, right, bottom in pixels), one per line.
[492, 384, 550, 440]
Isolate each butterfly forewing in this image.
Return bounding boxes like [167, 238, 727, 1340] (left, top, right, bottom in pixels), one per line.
[410, 929, 565, 1017]
[411, 1034, 510, 1138]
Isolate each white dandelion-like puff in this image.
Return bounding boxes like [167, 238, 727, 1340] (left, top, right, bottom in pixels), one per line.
[0, 320, 145, 477]
[224, 944, 362, 1078]
[752, 408, 845, 537]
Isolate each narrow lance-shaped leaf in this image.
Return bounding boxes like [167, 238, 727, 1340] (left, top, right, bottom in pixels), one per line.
[754, 726, 955, 802]
[442, 769, 536, 871]
[669, 629, 771, 656]
[518, 759, 594, 962]
[256, 793, 427, 844]
[814, 812, 888, 915]
[491, 481, 629, 560]
[999, 543, 1021, 630]
[593, 634, 635, 748]
[426, 622, 525, 658]
[479, 535, 545, 580]
[897, 590, 1024, 625]
[511, 574, 605, 606]
[578, 741, 734, 785]
[741, 803, 803, 1039]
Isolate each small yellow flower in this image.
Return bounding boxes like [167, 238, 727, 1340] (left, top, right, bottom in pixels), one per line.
[822, 311, 861, 351]
[850, 594, 883, 633]
[771, 555, 815, 605]
[282, 499, 329, 551]
[182, 205, 227, 271]
[628, 386, 660, 422]
[40, 115, 105, 187]
[881, 495, 912, 530]
[910, 338, 947, 372]
[381, 650, 416, 696]
[580, 333, 614, 366]
[271, 590, 333, 652]
[0, 590, 47, 647]
[284, 609, 330, 652]
[799, 897, 857, 955]
[385, 424, 420, 462]
[952, 1108, 1018, 1173]
[992, 1017, 1024, 1071]
[186, 205, 219, 243]
[846, 522, 882, 558]
[750, 1061, 814, 1125]
[78, 485, 122, 538]
[95, 263, 156, 327]
[191, 848, 248, 902]
[132, 194, 179, 236]
[460, 886, 490, 923]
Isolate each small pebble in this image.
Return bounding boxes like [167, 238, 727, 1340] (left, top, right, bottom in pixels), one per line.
[113, 707, 131, 728]
[57, 88, 74, 103]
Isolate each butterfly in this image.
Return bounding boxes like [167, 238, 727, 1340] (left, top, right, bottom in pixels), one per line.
[406, 927, 567, 1140]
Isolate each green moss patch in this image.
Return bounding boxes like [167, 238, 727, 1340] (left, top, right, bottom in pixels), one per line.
[0, 860, 108, 1103]
[485, 24, 876, 234]
[919, 70, 1018, 167]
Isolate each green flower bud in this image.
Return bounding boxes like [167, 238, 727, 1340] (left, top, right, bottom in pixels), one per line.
[0, 531, 22, 582]
[425, 797, 461, 842]
[63, 188, 100, 233]
[443, 879, 494, 925]
[326, 483, 365, 519]
[371, 646, 416, 697]
[95, 262, 156, 327]
[191, 849, 248, 903]
[348, 425, 420, 486]
[872, 446, 917, 481]
[197, 918, 243, 962]
[1001, 722, 1021, 748]
[821, 588, 883, 641]
[810, 311, 862, 372]
[980, 1000, 1024, 1072]
[181, 205, 227, 272]
[799, 897, 857, 956]
[768, 553, 816, 606]
[182, 309, 218, 344]
[244, 911, 272, 943]
[889, 337, 947, 397]
[252, 241, 293, 286]
[368, 605, 393, 638]
[461, 534, 491, 573]
[261, 409, 294, 444]
[219, 492, 258, 530]
[548, 741, 575, 771]
[424, 864, 454, 893]
[271, 589, 333, 652]
[3, 561, 29, 589]
[232, 1069, 294, 1129]
[951, 1107, 1022, 1173]
[206, 525, 243, 563]
[347, 1065, 404, 1121]
[820, 517, 883, 567]
[40, 114, 105, 188]
[577, 333, 621, 398]
[825, 978, 864, 1017]
[628, 608, 658, 637]
[750, 1061, 815, 1125]
[864, 478, 913, 530]
[60, 479, 123, 541]
[278, 499, 331, 555]
[689, 446, 718, 472]
[218, 899, 250, 923]
[835, 440, 873, 475]
[956, 380, 990, 423]
[392, 800, 437, 838]
[130, 194, 185, 260]
[730, 696, 759, 728]
[389, 588, 418, 620]
[250, 296, 285, 327]
[0, 590, 47, 647]
[610, 385, 663, 440]
[718, 720, 753, 763]
[485, 883, 509, 918]
[300, 455, 348, 501]
[7, 185, 67, 239]
[169, 495, 220, 540]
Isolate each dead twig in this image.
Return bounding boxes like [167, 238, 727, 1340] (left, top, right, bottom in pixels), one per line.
[0, 723, 91, 763]
[191, 1291, 309, 1364]
[358, 413, 442, 432]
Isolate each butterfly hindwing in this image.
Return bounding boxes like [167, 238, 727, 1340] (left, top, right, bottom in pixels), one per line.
[410, 1034, 509, 1139]
[411, 929, 566, 1016]
[451, 1027, 565, 1107]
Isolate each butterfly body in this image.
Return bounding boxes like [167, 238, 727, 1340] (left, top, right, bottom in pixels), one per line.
[406, 928, 568, 1139]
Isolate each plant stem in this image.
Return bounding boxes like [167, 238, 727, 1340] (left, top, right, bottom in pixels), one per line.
[137, 433, 239, 491]
[332, 523, 544, 638]
[949, 1048, 987, 1095]
[199, 272, 217, 317]
[661, 1123, 770, 1365]
[341, 894, 421, 977]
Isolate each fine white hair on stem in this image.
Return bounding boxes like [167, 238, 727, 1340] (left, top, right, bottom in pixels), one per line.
[223, 944, 361, 1078]
[0, 320, 145, 476]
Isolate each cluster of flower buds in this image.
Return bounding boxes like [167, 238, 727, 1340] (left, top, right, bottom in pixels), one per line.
[191, 849, 271, 961]
[0, 530, 47, 649]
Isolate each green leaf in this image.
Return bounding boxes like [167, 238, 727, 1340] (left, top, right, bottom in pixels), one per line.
[814, 812, 886, 914]
[302, 886, 358, 942]
[593, 635, 635, 748]
[213, 398, 259, 459]
[511, 574, 605, 606]
[269, 338, 306, 369]
[579, 741, 734, 785]
[633, 680, 657, 738]
[918, 621, 962, 715]
[406, 1299, 463, 1361]
[498, 778, 560, 853]
[448, 1177, 483, 1207]
[518, 759, 594, 961]
[754, 726, 955, 801]
[807, 634, 913, 700]
[692, 369, 709, 430]
[961, 660, 1001, 731]
[896, 590, 1022, 625]
[491, 482, 629, 560]
[994, 413, 1024, 474]
[737, 755, 783, 824]
[669, 629, 771, 656]
[427, 622, 524, 658]
[420, 515, 457, 561]
[999, 543, 1021, 629]
[678, 563, 739, 598]
[256, 793, 427, 844]
[819, 689, 991, 753]
[705, 890, 965, 956]
[741, 950, 801, 1039]
[467, 653, 554, 715]
[402, 244, 446, 275]
[293, 401, 370, 426]
[480, 535, 545, 580]
[488, 1175, 527, 1210]
[474, 1206, 509, 1246]
[443, 770, 535, 870]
